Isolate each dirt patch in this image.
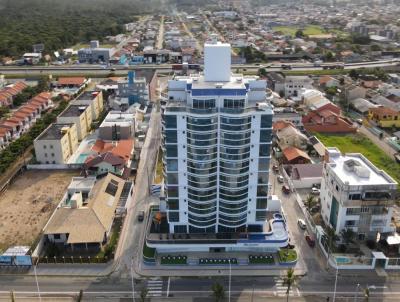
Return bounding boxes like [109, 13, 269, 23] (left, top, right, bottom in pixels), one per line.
[0, 170, 79, 252]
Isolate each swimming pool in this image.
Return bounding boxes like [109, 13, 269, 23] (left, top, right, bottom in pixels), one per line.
[76, 153, 90, 164]
[335, 256, 352, 265]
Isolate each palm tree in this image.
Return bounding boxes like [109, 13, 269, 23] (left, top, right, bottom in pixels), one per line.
[10, 290, 15, 302]
[283, 268, 298, 302]
[140, 287, 148, 302]
[364, 287, 370, 302]
[305, 195, 315, 211]
[326, 226, 339, 255]
[340, 228, 355, 245]
[212, 282, 225, 302]
[76, 289, 83, 302]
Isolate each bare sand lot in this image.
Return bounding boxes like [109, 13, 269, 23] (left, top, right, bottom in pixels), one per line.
[0, 170, 79, 251]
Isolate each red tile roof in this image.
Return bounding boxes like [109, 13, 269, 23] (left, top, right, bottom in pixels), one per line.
[283, 146, 311, 162]
[57, 77, 86, 86]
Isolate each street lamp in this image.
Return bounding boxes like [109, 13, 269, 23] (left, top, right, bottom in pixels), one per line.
[33, 259, 42, 302]
[332, 261, 339, 302]
[228, 259, 232, 302]
[131, 257, 135, 302]
[354, 283, 360, 302]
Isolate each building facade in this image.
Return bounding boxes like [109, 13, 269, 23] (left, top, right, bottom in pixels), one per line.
[34, 123, 79, 164]
[320, 148, 397, 240]
[162, 40, 274, 234]
[57, 105, 92, 141]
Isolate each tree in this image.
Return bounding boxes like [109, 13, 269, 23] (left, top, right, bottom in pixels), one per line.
[211, 282, 225, 302]
[325, 87, 338, 96]
[349, 69, 359, 79]
[258, 68, 267, 77]
[295, 29, 304, 38]
[0, 106, 10, 118]
[140, 287, 148, 302]
[325, 51, 334, 62]
[326, 226, 339, 257]
[305, 195, 315, 211]
[340, 228, 355, 245]
[283, 268, 297, 302]
[77, 290, 83, 302]
[364, 287, 370, 302]
[370, 44, 381, 52]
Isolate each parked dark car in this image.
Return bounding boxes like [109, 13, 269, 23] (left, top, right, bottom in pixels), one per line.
[137, 211, 145, 222]
[282, 185, 290, 194]
[305, 234, 315, 247]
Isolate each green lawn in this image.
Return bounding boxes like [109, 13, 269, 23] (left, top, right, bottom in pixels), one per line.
[278, 249, 297, 263]
[316, 133, 400, 183]
[143, 243, 156, 259]
[272, 25, 325, 37]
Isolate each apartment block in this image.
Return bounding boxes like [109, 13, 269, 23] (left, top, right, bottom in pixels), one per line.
[72, 90, 104, 121]
[320, 148, 397, 240]
[34, 123, 79, 164]
[57, 105, 92, 141]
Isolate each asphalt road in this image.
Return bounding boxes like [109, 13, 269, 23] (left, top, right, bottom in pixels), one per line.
[0, 59, 398, 76]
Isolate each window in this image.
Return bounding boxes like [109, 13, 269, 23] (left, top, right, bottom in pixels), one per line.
[50, 145, 53, 149]
[223, 99, 245, 108]
[345, 220, 356, 227]
[258, 158, 269, 171]
[167, 199, 179, 210]
[256, 211, 267, 221]
[349, 194, 361, 200]
[167, 186, 179, 198]
[258, 172, 269, 184]
[261, 115, 272, 128]
[51, 153, 55, 157]
[259, 144, 271, 157]
[44, 153, 48, 157]
[53, 234, 61, 240]
[165, 130, 177, 143]
[256, 198, 268, 209]
[168, 211, 179, 222]
[346, 208, 360, 215]
[167, 159, 178, 171]
[260, 130, 272, 143]
[166, 145, 178, 157]
[164, 115, 177, 128]
[193, 99, 215, 109]
[167, 173, 179, 185]
[361, 207, 370, 213]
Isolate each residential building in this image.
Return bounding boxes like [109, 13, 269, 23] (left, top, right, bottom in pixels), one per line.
[99, 111, 135, 141]
[84, 139, 134, 177]
[282, 146, 311, 165]
[0, 82, 28, 107]
[368, 107, 400, 128]
[78, 46, 114, 64]
[320, 148, 397, 240]
[350, 98, 379, 114]
[57, 105, 92, 141]
[284, 163, 323, 189]
[151, 40, 289, 253]
[302, 106, 357, 134]
[319, 76, 340, 88]
[113, 71, 149, 110]
[284, 76, 313, 98]
[34, 123, 78, 164]
[72, 91, 104, 121]
[343, 84, 366, 102]
[274, 123, 308, 150]
[43, 173, 130, 251]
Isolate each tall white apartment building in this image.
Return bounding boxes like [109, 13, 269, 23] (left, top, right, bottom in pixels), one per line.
[162, 40, 274, 235]
[321, 148, 397, 240]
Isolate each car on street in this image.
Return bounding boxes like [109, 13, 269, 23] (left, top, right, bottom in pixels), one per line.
[311, 187, 320, 195]
[297, 219, 307, 230]
[272, 165, 279, 173]
[277, 175, 284, 183]
[305, 234, 315, 247]
[137, 210, 145, 222]
[282, 185, 290, 194]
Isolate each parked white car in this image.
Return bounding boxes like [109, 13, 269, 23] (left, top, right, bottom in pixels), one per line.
[277, 175, 284, 183]
[311, 187, 320, 195]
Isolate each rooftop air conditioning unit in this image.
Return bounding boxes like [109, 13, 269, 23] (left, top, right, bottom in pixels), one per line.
[215, 83, 223, 88]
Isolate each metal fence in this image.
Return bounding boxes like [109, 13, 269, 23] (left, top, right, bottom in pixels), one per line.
[36, 255, 109, 264]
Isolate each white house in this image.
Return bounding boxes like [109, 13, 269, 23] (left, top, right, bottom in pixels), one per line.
[320, 148, 397, 240]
